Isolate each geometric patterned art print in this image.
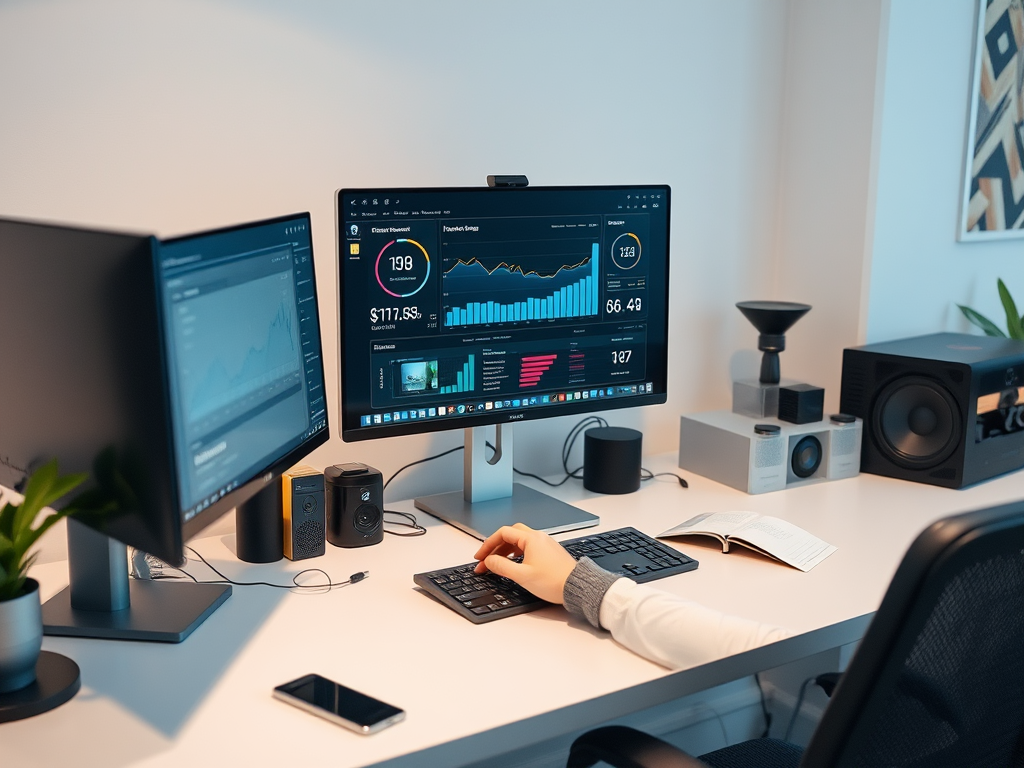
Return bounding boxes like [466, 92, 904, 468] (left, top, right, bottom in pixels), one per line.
[961, 0, 1024, 239]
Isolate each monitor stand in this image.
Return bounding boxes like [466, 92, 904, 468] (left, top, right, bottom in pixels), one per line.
[414, 424, 598, 541]
[41, 518, 231, 643]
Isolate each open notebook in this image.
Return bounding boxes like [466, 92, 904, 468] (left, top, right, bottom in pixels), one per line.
[659, 511, 836, 572]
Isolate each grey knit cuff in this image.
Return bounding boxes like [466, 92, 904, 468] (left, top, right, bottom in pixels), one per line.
[563, 557, 622, 629]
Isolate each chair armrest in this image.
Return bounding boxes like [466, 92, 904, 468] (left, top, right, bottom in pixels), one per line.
[567, 725, 707, 768]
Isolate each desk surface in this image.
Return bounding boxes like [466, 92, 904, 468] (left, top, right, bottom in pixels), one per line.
[6, 454, 1024, 767]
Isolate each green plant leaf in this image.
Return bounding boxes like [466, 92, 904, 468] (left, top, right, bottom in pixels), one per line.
[13, 505, 78, 558]
[958, 304, 1007, 337]
[998, 279, 1024, 340]
[11, 459, 58, 536]
[0, 501, 16, 540]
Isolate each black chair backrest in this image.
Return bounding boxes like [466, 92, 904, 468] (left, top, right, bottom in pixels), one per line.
[801, 500, 1024, 768]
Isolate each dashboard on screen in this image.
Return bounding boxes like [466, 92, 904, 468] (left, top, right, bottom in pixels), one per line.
[158, 214, 329, 529]
[337, 186, 670, 442]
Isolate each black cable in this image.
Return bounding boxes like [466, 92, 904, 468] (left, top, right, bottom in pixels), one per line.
[755, 673, 772, 738]
[379, 416, 688, 505]
[784, 676, 816, 742]
[383, 509, 426, 536]
[382, 445, 464, 493]
[177, 546, 368, 592]
[641, 470, 689, 488]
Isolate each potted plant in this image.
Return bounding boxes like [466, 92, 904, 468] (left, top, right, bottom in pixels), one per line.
[957, 279, 1024, 340]
[0, 460, 86, 693]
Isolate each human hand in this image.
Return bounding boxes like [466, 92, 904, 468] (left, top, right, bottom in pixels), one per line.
[473, 523, 577, 604]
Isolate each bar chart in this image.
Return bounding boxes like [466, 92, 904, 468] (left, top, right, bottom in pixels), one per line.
[443, 243, 599, 327]
[439, 354, 475, 394]
[519, 354, 557, 389]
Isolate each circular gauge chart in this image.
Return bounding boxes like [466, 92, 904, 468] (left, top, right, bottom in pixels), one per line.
[375, 239, 431, 297]
[610, 232, 642, 270]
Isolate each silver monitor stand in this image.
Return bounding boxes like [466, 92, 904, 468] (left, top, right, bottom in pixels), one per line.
[414, 424, 599, 541]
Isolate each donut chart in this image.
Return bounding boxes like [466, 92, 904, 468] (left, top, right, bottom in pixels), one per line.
[610, 232, 642, 270]
[375, 239, 430, 298]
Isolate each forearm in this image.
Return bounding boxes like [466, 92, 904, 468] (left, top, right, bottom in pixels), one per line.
[563, 558, 792, 670]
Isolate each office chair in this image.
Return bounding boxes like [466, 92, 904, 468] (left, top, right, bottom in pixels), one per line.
[567, 500, 1024, 768]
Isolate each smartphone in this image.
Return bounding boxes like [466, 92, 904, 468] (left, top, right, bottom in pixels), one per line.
[273, 674, 406, 735]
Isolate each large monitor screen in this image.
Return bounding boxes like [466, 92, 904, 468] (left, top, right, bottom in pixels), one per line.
[337, 185, 670, 441]
[158, 213, 329, 535]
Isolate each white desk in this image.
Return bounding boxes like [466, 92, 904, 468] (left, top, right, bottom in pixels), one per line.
[5, 453, 1024, 767]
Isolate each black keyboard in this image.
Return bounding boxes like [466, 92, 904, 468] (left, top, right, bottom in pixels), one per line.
[413, 527, 698, 624]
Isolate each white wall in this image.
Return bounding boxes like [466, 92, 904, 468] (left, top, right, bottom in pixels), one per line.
[0, 0, 792, 498]
[770, 0, 886, 413]
[867, 0, 1024, 342]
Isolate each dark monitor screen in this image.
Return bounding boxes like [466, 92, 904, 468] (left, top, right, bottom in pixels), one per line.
[0, 218, 182, 561]
[337, 185, 670, 442]
[158, 213, 329, 540]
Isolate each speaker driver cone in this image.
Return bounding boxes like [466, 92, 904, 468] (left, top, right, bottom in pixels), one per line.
[874, 376, 960, 468]
[791, 435, 822, 479]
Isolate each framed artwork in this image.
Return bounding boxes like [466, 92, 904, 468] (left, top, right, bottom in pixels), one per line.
[960, 0, 1024, 240]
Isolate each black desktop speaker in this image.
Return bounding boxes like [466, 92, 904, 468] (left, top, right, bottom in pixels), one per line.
[282, 465, 326, 561]
[583, 427, 643, 494]
[324, 463, 384, 548]
[839, 332, 1024, 488]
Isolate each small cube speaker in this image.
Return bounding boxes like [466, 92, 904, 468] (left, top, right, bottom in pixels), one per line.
[778, 383, 825, 424]
[282, 465, 326, 561]
[324, 463, 384, 548]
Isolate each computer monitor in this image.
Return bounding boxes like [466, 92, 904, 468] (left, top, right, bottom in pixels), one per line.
[336, 185, 670, 538]
[0, 212, 328, 641]
[159, 213, 329, 563]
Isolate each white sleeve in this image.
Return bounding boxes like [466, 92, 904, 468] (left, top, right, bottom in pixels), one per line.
[598, 578, 792, 670]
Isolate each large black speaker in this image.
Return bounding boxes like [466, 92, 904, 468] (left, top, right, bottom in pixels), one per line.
[840, 332, 1024, 488]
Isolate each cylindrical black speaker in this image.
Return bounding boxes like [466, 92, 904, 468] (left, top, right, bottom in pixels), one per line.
[235, 482, 283, 563]
[324, 463, 384, 548]
[583, 427, 642, 494]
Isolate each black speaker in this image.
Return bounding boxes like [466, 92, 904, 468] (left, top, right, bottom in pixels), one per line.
[840, 332, 1024, 488]
[282, 465, 325, 561]
[324, 463, 384, 548]
[583, 427, 642, 494]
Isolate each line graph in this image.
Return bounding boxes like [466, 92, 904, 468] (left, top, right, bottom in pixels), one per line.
[443, 243, 599, 326]
[173, 271, 302, 426]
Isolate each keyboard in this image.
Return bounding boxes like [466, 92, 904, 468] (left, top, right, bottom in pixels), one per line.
[413, 527, 698, 624]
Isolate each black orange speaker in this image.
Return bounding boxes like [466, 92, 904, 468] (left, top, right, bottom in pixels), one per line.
[282, 465, 326, 561]
[839, 332, 1024, 488]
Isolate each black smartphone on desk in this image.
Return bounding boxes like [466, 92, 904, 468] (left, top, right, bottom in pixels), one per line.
[273, 674, 405, 734]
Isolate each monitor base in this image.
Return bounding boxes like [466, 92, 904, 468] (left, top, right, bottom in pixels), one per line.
[415, 483, 598, 541]
[42, 580, 231, 643]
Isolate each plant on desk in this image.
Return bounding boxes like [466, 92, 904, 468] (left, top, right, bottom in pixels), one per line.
[0, 460, 86, 693]
[957, 278, 1024, 340]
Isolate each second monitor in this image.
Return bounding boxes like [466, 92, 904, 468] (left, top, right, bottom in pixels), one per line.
[337, 185, 671, 538]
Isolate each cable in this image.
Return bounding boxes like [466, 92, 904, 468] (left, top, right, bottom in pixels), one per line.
[382, 445, 464, 493]
[784, 676, 816, 742]
[641, 470, 689, 488]
[382, 417, 688, 495]
[383, 509, 426, 537]
[755, 673, 772, 738]
[148, 546, 370, 593]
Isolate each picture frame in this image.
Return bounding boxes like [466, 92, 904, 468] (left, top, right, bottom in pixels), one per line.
[959, 0, 1024, 240]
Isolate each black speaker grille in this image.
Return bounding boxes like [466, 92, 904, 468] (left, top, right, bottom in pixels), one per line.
[295, 520, 325, 557]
